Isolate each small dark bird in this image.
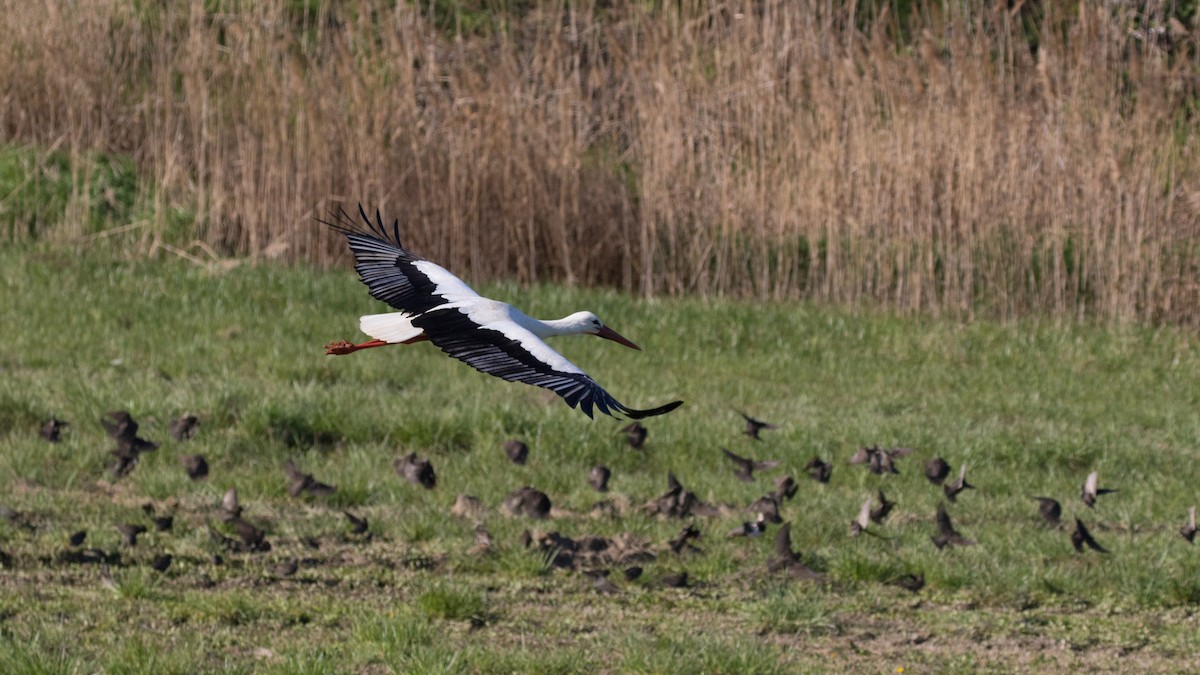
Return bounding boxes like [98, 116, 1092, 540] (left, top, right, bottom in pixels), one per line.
[588, 465, 611, 492]
[738, 411, 777, 440]
[395, 453, 436, 489]
[588, 569, 620, 595]
[624, 566, 643, 581]
[284, 459, 336, 497]
[169, 414, 200, 441]
[229, 517, 269, 552]
[152, 515, 174, 532]
[180, 454, 209, 481]
[1080, 471, 1117, 508]
[728, 514, 769, 538]
[68, 530, 87, 547]
[850, 496, 875, 537]
[869, 490, 895, 524]
[746, 494, 782, 524]
[503, 487, 552, 519]
[467, 524, 493, 557]
[931, 503, 976, 549]
[343, 511, 369, 535]
[221, 488, 242, 520]
[892, 573, 925, 593]
[943, 464, 974, 502]
[40, 418, 69, 442]
[721, 448, 781, 482]
[1033, 497, 1062, 527]
[766, 523, 824, 581]
[1071, 518, 1108, 553]
[102, 411, 160, 455]
[450, 494, 486, 519]
[850, 445, 913, 474]
[272, 558, 299, 577]
[668, 524, 702, 554]
[117, 523, 147, 547]
[804, 457, 832, 484]
[924, 457, 951, 485]
[503, 439, 529, 465]
[1181, 507, 1197, 544]
[647, 473, 710, 519]
[150, 554, 172, 572]
[660, 570, 689, 588]
[620, 422, 648, 450]
[773, 475, 798, 501]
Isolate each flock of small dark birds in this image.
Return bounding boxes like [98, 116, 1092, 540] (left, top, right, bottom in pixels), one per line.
[5, 408, 1196, 597]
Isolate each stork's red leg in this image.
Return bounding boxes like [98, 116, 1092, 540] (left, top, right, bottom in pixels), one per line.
[324, 338, 390, 355]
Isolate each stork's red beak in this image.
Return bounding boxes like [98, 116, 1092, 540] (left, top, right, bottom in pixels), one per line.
[596, 325, 641, 350]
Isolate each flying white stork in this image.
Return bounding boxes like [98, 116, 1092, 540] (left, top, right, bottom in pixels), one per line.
[322, 206, 683, 420]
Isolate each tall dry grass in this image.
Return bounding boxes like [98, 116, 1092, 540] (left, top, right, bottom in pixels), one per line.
[1, 1, 1198, 326]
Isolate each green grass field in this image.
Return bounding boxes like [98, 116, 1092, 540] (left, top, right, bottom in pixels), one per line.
[1, 243, 1199, 672]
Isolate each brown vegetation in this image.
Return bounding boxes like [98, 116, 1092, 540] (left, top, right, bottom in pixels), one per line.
[1, 1, 1198, 325]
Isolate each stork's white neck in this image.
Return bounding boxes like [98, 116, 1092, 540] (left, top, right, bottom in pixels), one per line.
[524, 310, 599, 339]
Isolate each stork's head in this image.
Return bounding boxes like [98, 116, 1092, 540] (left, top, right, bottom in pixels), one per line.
[570, 311, 641, 350]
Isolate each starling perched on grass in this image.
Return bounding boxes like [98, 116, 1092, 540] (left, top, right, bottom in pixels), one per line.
[668, 524, 702, 554]
[272, 559, 299, 577]
[924, 457, 951, 485]
[180, 454, 209, 481]
[892, 573, 925, 593]
[169, 414, 200, 441]
[588, 465, 611, 492]
[503, 487, 551, 519]
[1181, 506, 1197, 544]
[774, 475, 799, 501]
[503, 439, 529, 465]
[395, 453, 436, 489]
[40, 418, 69, 443]
[150, 554, 172, 572]
[728, 514, 769, 538]
[620, 422, 647, 450]
[343, 511, 369, 535]
[221, 488, 242, 521]
[284, 459, 336, 497]
[68, 530, 87, 547]
[721, 448, 781, 482]
[117, 524, 147, 547]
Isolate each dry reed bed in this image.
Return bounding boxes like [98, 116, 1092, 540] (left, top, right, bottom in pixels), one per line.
[1, 1, 1198, 325]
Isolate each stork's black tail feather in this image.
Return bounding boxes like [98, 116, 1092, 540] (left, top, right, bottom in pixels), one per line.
[621, 400, 684, 420]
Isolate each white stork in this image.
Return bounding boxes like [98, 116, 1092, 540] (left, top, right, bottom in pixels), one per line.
[322, 206, 683, 420]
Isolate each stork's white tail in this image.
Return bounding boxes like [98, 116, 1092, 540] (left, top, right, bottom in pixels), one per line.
[360, 313, 424, 344]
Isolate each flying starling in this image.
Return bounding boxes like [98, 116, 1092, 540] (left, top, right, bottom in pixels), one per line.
[1080, 471, 1116, 508]
[943, 464, 974, 502]
[668, 523, 702, 554]
[503, 439, 529, 465]
[1033, 497, 1062, 527]
[721, 447, 781, 482]
[870, 490, 896, 524]
[804, 457, 832, 484]
[774, 475, 798, 501]
[728, 513, 769, 537]
[766, 522, 824, 581]
[738, 411, 778, 440]
[924, 457, 951, 485]
[1070, 518, 1108, 553]
[850, 496, 874, 537]
[931, 503, 976, 549]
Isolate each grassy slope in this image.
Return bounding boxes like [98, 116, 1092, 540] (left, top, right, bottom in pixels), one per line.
[1, 244, 1199, 672]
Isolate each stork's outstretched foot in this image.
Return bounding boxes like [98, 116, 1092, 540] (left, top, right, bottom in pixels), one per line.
[325, 338, 388, 355]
